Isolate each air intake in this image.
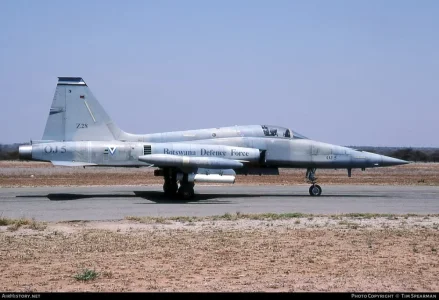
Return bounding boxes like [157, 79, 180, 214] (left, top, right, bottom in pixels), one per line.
[144, 145, 152, 155]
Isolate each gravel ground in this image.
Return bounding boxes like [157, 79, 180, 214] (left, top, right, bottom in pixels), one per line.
[1, 214, 438, 292]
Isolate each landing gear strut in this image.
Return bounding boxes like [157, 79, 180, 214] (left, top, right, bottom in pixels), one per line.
[163, 168, 178, 196]
[306, 168, 322, 196]
[162, 169, 195, 200]
[177, 173, 195, 200]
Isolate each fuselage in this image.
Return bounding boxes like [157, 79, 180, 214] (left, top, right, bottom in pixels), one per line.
[19, 124, 403, 170]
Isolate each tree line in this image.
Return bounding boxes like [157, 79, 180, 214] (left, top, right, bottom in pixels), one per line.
[0, 144, 20, 160]
[386, 148, 439, 162]
[352, 146, 439, 163]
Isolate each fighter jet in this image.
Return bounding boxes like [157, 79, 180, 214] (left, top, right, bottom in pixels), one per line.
[18, 77, 408, 199]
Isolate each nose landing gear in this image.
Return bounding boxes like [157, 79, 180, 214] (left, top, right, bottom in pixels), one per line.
[309, 184, 322, 196]
[306, 168, 322, 196]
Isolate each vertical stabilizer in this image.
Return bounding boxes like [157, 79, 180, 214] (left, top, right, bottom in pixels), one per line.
[42, 77, 122, 141]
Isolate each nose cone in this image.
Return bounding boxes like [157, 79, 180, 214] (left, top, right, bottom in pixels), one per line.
[380, 155, 409, 167]
[18, 145, 32, 160]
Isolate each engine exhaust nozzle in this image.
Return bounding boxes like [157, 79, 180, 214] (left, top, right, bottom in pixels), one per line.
[18, 145, 32, 160]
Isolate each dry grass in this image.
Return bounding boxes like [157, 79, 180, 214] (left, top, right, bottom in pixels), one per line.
[0, 216, 46, 231]
[0, 161, 439, 187]
[1, 214, 439, 292]
[125, 212, 309, 223]
[125, 212, 439, 224]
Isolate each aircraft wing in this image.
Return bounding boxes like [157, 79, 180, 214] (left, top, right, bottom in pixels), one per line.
[51, 161, 98, 167]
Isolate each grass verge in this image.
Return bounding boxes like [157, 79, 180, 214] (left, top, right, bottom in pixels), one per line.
[125, 212, 439, 224]
[0, 216, 47, 231]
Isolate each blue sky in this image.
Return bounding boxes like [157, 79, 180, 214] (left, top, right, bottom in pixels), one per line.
[0, 0, 438, 146]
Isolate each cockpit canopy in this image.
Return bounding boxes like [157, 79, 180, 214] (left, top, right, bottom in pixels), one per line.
[260, 125, 308, 139]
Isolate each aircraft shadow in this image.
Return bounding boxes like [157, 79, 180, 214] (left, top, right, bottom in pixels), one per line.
[17, 193, 137, 201]
[16, 191, 387, 203]
[16, 192, 232, 203]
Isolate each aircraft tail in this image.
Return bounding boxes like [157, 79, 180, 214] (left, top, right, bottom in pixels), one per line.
[42, 77, 124, 142]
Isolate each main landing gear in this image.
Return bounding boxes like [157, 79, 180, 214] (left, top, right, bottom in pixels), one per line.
[162, 168, 195, 200]
[177, 173, 195, 200]
[306, 168, 322, 196]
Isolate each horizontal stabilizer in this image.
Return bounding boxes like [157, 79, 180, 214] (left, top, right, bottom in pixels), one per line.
[51, 161, 98, 167]
[138, 154, 244, 169]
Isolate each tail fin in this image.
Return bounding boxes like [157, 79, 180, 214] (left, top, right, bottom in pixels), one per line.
[42, 77, 123, 141]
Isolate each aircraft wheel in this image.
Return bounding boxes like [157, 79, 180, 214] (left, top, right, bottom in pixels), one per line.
[163, 182, 178, 195]
[178, 184, 195, 200]
[309, 184, 322, 196]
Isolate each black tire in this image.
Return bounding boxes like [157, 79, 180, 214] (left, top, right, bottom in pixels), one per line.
[309, 184, 322, 196]
[163, 182, 178, 195]
[178, 185, 195, 200]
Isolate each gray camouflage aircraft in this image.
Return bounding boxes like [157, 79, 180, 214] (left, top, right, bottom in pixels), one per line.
[18, 77, 408, 199]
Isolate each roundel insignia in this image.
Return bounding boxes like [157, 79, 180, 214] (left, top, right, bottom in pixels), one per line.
[108, 146, 117, 155]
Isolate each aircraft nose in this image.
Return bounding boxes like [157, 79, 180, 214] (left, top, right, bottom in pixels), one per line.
[380, 155, 409, 167]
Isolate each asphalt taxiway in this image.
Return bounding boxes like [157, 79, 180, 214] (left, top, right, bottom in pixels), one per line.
[0, 185, 438, 222]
